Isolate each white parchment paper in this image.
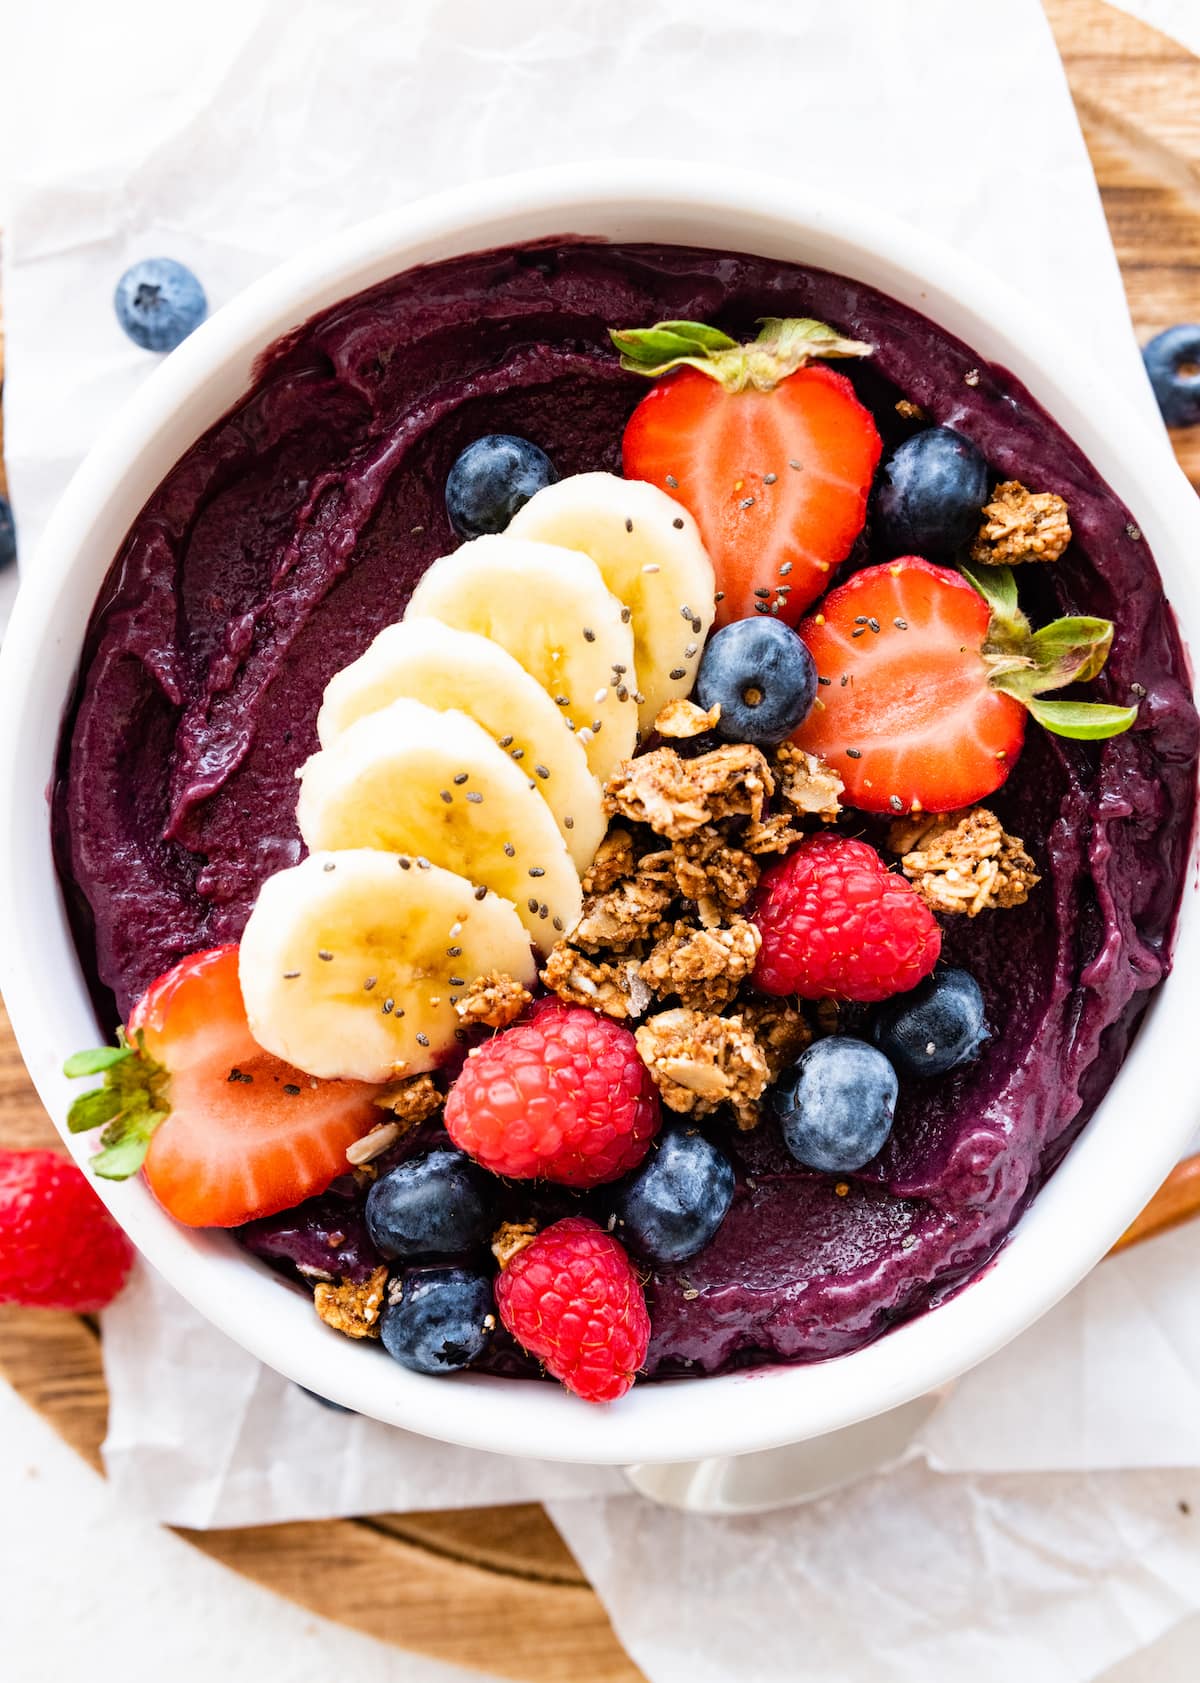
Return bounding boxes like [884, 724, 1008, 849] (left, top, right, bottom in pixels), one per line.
[3, 3, 1200, 1680]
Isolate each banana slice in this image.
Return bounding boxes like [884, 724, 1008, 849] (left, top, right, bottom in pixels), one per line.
[508, 472, 716, 732]
[239, 849, 535, 1082]
[316, 620, 605, 874]
[297, 697, 582, 952]
[404, 534, 638, 784]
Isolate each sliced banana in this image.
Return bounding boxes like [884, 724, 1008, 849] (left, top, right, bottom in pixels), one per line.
[316, 619, 605, 874]
[403, 534, 638, 784]
[297, 697, 582, 952]
[508, 472, 716, 733]
[239, 849, 535, 1082]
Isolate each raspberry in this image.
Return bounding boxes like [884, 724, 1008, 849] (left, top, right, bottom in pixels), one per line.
[444, 1002, 660, 1187]
[752, 833, 941, 1002]
[0, 1150, 135, 1311]
[495, 1217, 650, 1402]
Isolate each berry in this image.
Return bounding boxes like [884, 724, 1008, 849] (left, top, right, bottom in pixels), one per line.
[873, 967, 990, 1078]
[298, 1386, 355, 1412]
[875, 427, 988, 556]
[769, 1038, 898, 1173]
[611, 1127, 735, 1263]
[0, 495, 15, 572]
[0, 1149, 135, 1310]
[495, 1216, 650, 1402]
[445, 434, 557, 538]
[114, 258, 207, 352]
[616, 317, 881, 626]
[692, 618, 817, 748]
[792, 557, 1027, 813]
[380, 1266, 496, 1375]
[752, 833, 941, 1002]
[64, 946, 379, 1227]
[444, 1002, 660, 1187]
[1142, 325, 1200, 428]
[365, 1149, 492, 1260]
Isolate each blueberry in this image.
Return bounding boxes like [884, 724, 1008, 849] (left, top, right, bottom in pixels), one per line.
[1142, 325, 1200, 428]
[297, 1385, 355, 1413]
[770, 1037, 898, 1173]
[692, 618, 817, 748]
[0, 496, 15, 571]
[365, 1148, 492, 1260]
[611, 1127, 735, 1264]
[872, 967, 989, 1078]
[114, 258, 207, 353]
[875, 427, 989, 556]
[445, 434, 557, 538]
[380, 1267, 496, 1375]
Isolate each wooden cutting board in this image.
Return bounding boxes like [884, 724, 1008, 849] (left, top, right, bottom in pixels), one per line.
[1, 4, 1199, 1678]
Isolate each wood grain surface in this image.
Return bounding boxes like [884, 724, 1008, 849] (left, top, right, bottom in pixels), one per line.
[1, 5, 1199, 1680]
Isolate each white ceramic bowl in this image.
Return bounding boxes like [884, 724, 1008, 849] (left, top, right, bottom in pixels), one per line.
[2, 163, 1198, 1466]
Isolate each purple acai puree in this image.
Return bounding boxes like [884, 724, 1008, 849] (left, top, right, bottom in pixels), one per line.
[55, 241, 1198, 1379]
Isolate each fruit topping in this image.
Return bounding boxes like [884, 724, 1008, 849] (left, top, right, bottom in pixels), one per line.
[769, 1037, 899, 1173]
[405, 533, 638, 783]
[0, 495, 15, 572]
[508, 471, 716, 730]
[364, 1149, 493, 1260]
[238, 849, 536, 1083]
[0, 1148, 135, 1310]
[113, 257, 207, 352]
[875, 427, 989, 557]
[444, 1001, 659, 1186]
[792, 557, 1135, 815]
[317, 619, 605, 873]
[380, 1267, 497, 1374]
[314, 1265, 389, 1338]
[634, 1008, 769, 1130]
[445, 433, 557, 537]
[872, 968, 990, 1078]
[888, 806, 1039, 916]
[64, 945, 380, 1225]
[297, 697, 582, 953]
[614, 317, 881, 626]
[1142, 324, 1200, 428]
[604, 742, 772, 839]
[969, 480, 1072, 567]
[693, 617, 818, 748]
[494, 1215, 650, 1403]
[610, 1126, 735, 1264]
[751, 833, 941, 1003]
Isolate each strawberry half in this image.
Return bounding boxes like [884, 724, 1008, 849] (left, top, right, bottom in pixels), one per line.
[64, 946, 379, 1228]
[792, 557, 1136, 815]
[614, 317, 882, 628]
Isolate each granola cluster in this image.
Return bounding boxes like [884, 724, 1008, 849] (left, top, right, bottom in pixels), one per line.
[887, 806, 1039, 916]
[453, 970, 532, 1030]
[313, 1265, 388, 1339]
[969, 479, 1072, 566]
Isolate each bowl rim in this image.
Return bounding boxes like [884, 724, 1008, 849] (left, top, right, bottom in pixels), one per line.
[2, 159, 1198, 1465]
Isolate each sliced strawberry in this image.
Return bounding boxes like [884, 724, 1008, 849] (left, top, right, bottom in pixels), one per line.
[67, 946, 379, 1228]
[793, 558, 1027, 814]
[614, 318, 881, 628]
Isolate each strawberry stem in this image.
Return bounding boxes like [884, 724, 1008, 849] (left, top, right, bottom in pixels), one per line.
[63, 1028, 170, 1180]
[609, 316, 872, 393]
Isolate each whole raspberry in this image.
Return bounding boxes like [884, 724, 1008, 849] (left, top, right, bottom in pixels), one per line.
[444, 1002, 660, 1187]
[752, 833, 941, 1002]
[495, 1216, 650, 1402]
[0, 1150, 135, 1311]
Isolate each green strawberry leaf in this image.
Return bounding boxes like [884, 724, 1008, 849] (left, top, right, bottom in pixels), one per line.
[62, 1028, 170, 1182]
[63, 1045, 133, 1078]
[1024, 697, 1138, 740]
[91, 1116, 167, 1182]
[609, 316, 872, 392]
[961, 561, 1023, 632]
[66, 1087, 126, 1134]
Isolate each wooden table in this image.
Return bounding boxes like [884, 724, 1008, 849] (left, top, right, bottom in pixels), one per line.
[1, 4, 1199, 1678]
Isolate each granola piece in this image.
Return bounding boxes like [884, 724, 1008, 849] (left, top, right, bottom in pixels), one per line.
[667, 828, 760, 916]
[604, 745, 774, 839]
[373, 1072, 442, 1129]
[969, 479, 1072, 566]
[895, 398, 926, 421]
[541, 942, 652, 1020]
[453, 970, 531, 1030]
[741, 811, 806, 855]
[773, 743, 843, 821]
[571, 872, 676, 952]
[815, 998, 841, 1038]
[346, 1120, 403, 1166]
[887, 806, 1039, 915]
[313, 1265, 388, 1340]
[635, 1008, 769, 1127]
[640, 919, 762, 1011]
[491, 1220, 538, 1268]
[581, 826, 637, 895]
[654, 697, 722, 739]
[737, 998, 812, 1083]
